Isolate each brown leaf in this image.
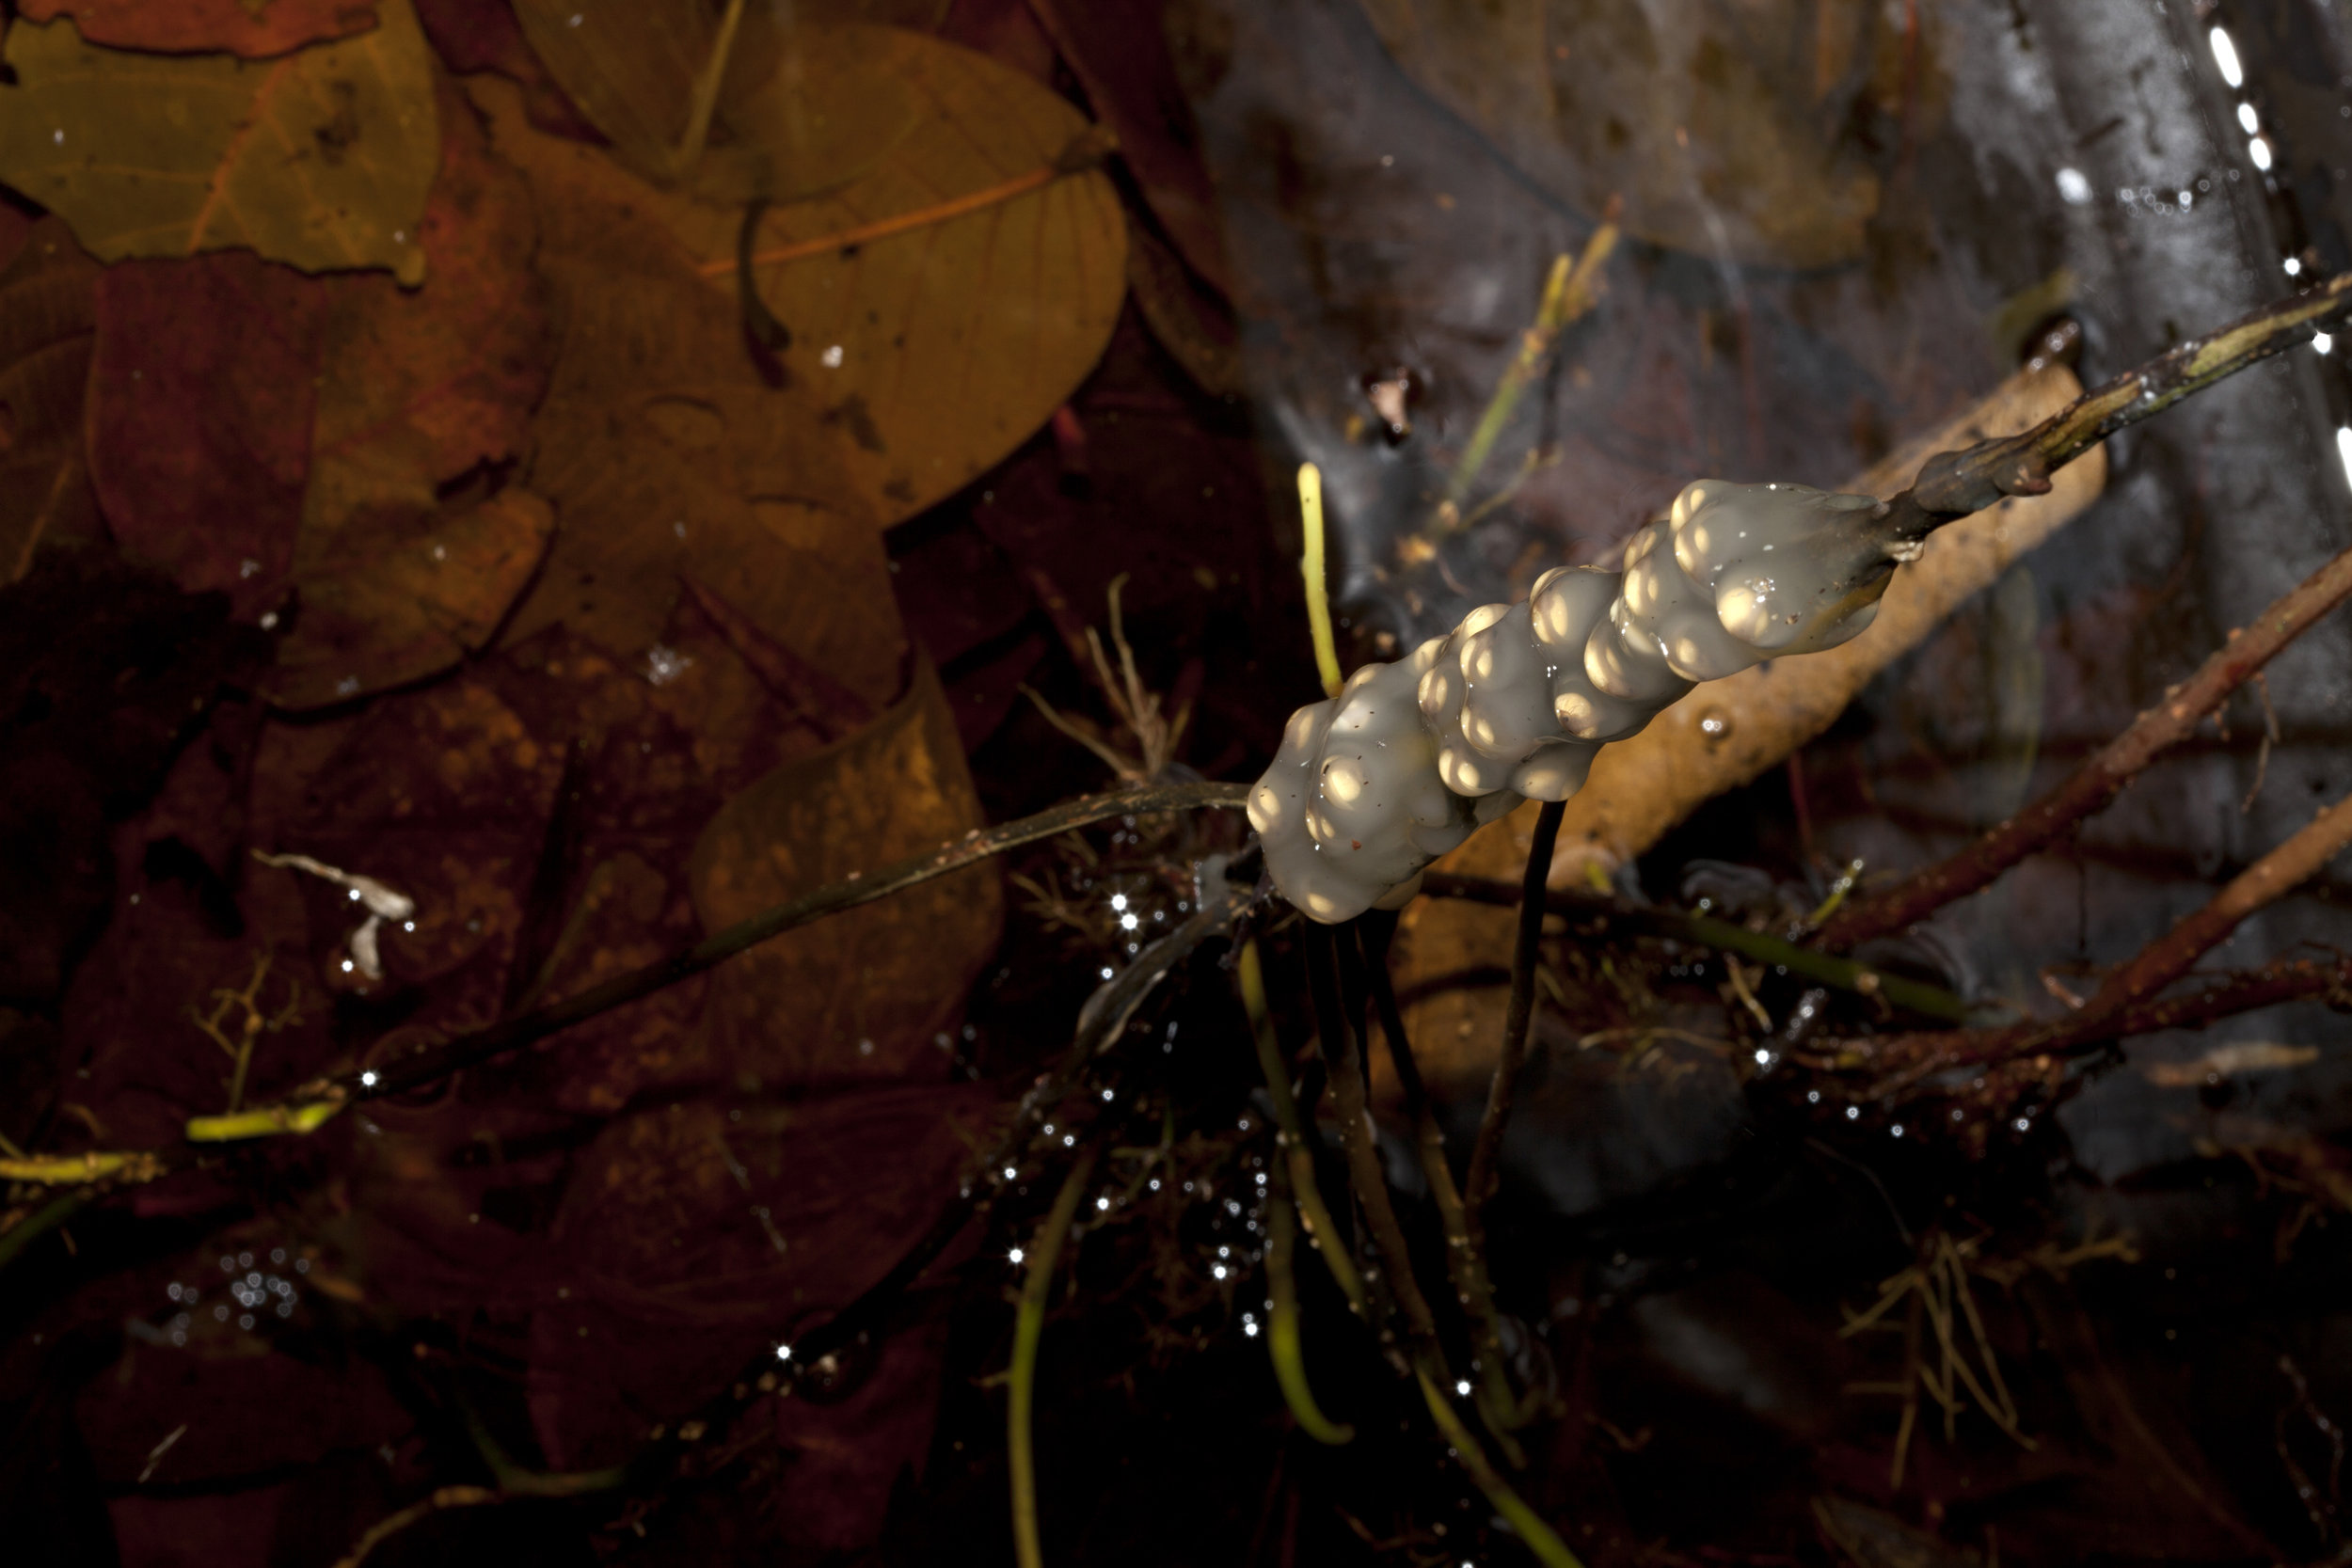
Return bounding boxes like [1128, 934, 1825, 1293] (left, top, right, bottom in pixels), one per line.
[524, 1085, 992, 1469]
[0, 0, 440, 283]
[87, 251, 328, 611]
[20, 0, 381, 58]
[304, 71, 552, 529]
[267, 487, 556, 710]
[469, 74, 906, 697]
[690, 657, 1001, 1090]
[0, 215, 102, 579]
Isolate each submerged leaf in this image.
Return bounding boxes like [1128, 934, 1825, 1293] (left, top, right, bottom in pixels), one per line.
[469, 74, 907, 696]
[87, 252, 329, 610]
[267, 487, 557, 710]
[0, 0, 439, 283]
[678, 30, 1128, 526]
[18, 0, 380, 58]
[1356, 0, 1933, 267]
[690, 657, 1001, 1089]
[0, 216, 102, 578]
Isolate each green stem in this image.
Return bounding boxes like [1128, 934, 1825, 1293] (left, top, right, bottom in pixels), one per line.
[1463, 800, 1565, 1222]
[1264, 1163, 1355, 1445]
[1440, 215, 1620, 520]
[1009, 1146, 1099, 1568]
[1299, 463, 1343, 697]
[1415, 1370, 1587, 1568]
[1240, 941, 1369, 1315]
[0, 1190, 89, 1272]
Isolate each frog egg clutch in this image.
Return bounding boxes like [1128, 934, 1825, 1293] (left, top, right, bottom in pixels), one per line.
[1248, 478, 1907, 922]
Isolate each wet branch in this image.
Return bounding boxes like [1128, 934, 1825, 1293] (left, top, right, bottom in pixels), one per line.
[1873, 272, 2352, 546]
[1821, 538, 2352, 952]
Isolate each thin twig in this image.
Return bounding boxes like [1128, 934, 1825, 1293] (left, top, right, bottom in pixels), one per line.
[1240, 942, 1373, 1321]
[1421, 872, 1973, 1022]
[331, 782, 1248, 1106]
[1009, 1145, 1099, 1568]
[1463, 800, 1566, 1221]
[1833, 792, 2352, 1087]
[1440, 204, 1620, 520]
[1822, 539, 2352, 950]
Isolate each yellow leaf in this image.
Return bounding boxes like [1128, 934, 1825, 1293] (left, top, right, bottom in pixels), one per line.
[675, 30, 1129, 527]
[0, 0, 438, 283]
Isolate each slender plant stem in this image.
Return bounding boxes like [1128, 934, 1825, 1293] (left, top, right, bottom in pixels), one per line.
[1263, 1161, 1356, 1445]
[1010, 1146, 1099, 1568]
[1304, 928, 1452, 1372]
[1413, 1370, 1587, 1568]
[1821, 538, 2352, 952]
[1356, 916, 1530, 1437]
[1419, 873, 1973, 1022]
[1299, 463, 1343, 698]
[330, 1487, 501, 1568]
[1463, 800, 1565, 1222]
[314, 781, 1244, 1108]
[0, 1190, 88, 1271]
[1240, 941, 1371, 1318]
[1442, 208, 1621, 518]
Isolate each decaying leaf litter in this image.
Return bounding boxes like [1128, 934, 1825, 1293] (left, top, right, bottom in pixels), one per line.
[3, 1, 2351, 1566]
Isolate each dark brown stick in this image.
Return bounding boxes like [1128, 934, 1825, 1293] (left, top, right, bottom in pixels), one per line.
[1820, 542, 2352, 951]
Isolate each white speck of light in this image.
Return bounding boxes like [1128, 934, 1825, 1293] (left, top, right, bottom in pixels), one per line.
[340, 958, 355, 973]
[776, 1343, 793, 1361]
[359, 1070, 378, 1088]
[1099, 966, 1114, 980]
[1211, 1264, 1228, 1280]
[820, 344, 844, 369]
[1120, 912, 1140, 931]
[2249, 136, 2273, 171]
[1454, 1379, 1472, 1398]
[2336, 427, 2352, 490]
[2210, 26, 2243, 87]
[2013, 1117, 2031, 1132]
[52, 129, 64, 145]
[1095, 1196, 1109, 1212]
[643, 644, 692, 686]
[1890, 1123, 1905, 1138]
[1009, 1247, 1025, 1265]
[2284, 256, 2302, 276]
[1002, 1166, 1017, 1180]
[1243, 1320, 1260, 1338]
[1109, 894, 1128, 911]
[1753, 1048, 1771, 1066]
[2314, 332, 2333, 355]
[2237, 103, 2260, 135]
[2055, 166, 2091, 205]
[1846, 1105, 1860, 1120]
[568, 12, 583, 25]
